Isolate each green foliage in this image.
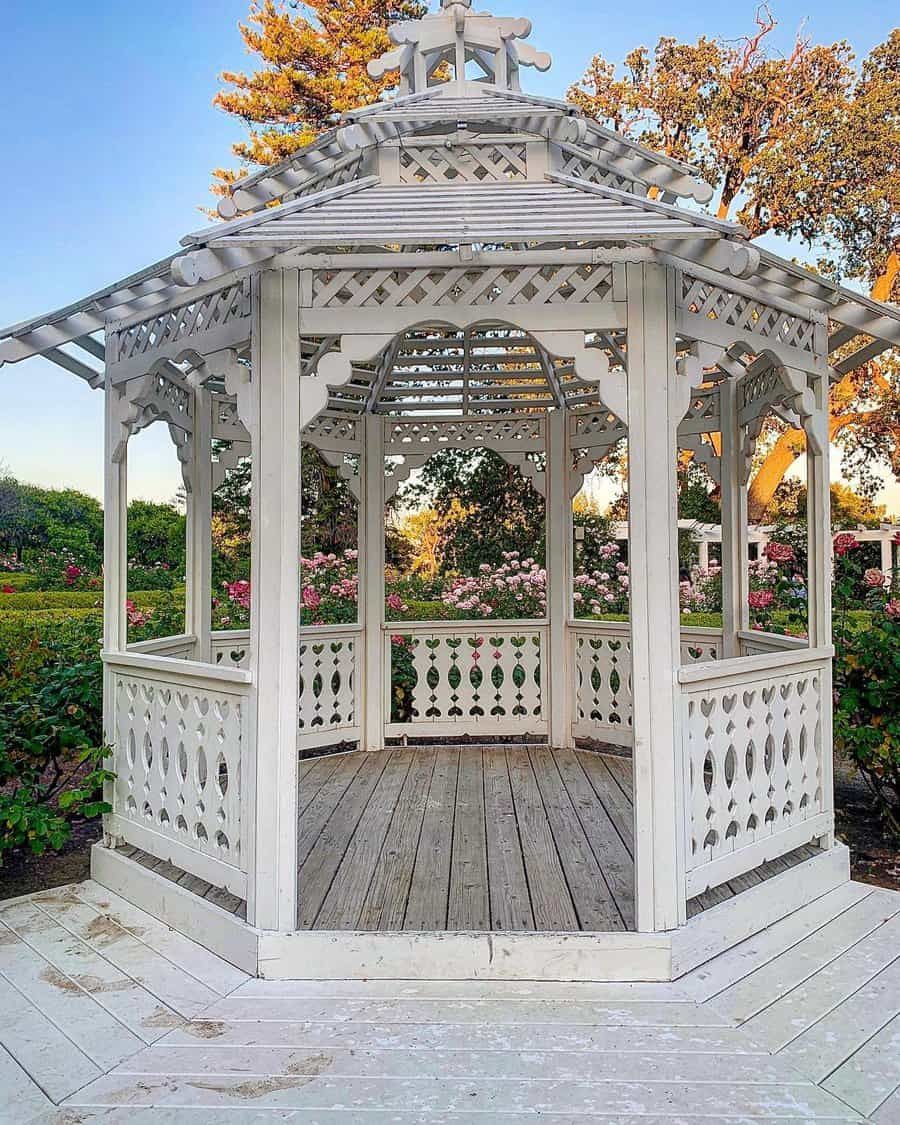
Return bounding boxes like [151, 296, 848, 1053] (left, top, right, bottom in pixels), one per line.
[0, 475, 103, 566]
[400, 449, 546, 575]
[0, 589, 184, 612]
[127, 499, 186, 576]
[0, 616, 112, 861]
[833, 541, 900, 834]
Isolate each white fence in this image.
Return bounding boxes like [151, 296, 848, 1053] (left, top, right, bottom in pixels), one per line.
[679, 646, 832, 897]
[211, 629, 250, 669]
[103, 651, 251, 898]
[127, 633, 196, 660]
[298, 625, 361, 748]
[385, 620, 547, 739]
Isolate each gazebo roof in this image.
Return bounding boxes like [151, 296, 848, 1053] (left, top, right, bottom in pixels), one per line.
[1, 0, 899, 391]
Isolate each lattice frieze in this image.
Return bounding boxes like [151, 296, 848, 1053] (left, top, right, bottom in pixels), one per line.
[398, 142, 528, 184]
[395, 627, 545, 730]
[302, 411, 361, 452]
[111, 670, 246, 889]
[385, 416, 544, 452]
[311, 264, 614, 310]
[572, 629, 633, 737]
[679, 385, 720, 435]
[112, 280, 251, 376]
[683, 665, 825, 875]
[569, 409, 626, 495]
[299, 633, 358, 734]
[680, 275, 817, 355]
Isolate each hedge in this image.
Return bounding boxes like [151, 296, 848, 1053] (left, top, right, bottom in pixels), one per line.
[0, 588, 185, 612]
[0, 572, 34, 590]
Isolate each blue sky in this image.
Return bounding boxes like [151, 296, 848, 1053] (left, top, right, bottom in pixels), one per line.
[1, 0, 897, 511]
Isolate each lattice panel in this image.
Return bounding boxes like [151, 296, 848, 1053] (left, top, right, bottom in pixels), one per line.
[680, 275, 817, 354]
[554, 148, 632, 192]
[394, 626, 545, 732]
[311, 264, 614, 309]
[299, 632, 358, 734]
[112, 671, 245, 878]
[293, 156, 365, 198]
[683, 666, 825, 873]
[302, 411, 360, 451]
[115, 281, 251, 366]
[398, 142, 528, 183]
[386, 416, 544, 452]
[572, 628, 633, 738]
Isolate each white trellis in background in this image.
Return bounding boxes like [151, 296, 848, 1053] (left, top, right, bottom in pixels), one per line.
[3, 0, 900, 980]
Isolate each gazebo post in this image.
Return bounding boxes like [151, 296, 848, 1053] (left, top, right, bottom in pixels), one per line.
[546, 406, 573, 748]
[246, 268, 301, 931]
[626, 262, 686, 932]
[719, 378, 749, 659]
[185, 385, 212, 662]
[101, 377, 129, 847]
[360, 412, 386, 752]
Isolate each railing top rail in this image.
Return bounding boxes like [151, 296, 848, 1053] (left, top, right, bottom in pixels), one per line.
[678, 644, 833, 687]
[383, 618, 549, 633]
[103, 649, 252, 688]
[737, 628, 808, 650]
[127, 632, 196, 654]
[300, 623, 363, 636]
[210, 628, 251, 641]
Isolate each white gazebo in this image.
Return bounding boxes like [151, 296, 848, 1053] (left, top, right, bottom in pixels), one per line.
[4, 0, 900, 981]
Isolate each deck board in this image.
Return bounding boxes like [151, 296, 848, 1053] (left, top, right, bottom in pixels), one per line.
[447, 749, 490, 930]
[403, 750, 460, 931]
[483, 749, 534, 930]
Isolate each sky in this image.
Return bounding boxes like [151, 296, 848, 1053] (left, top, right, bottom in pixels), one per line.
[1, 0, 897, 512]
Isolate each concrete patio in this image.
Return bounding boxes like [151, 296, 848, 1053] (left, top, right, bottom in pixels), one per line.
[2, 877, 900, 1122]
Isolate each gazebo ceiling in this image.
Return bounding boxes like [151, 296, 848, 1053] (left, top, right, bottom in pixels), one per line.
[311, 324, 619, 416]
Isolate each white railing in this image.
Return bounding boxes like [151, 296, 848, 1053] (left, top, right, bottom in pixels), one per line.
[571, 621, 725, 747]
[571, 621, 633, 746]
[127, 632, 196, 660]
[738, 628, 808, 657]
[103, 651, 251, 898]
[299, 624, 361, 748]
[385, 620, 548, 739]
[211, 629, 251, 669]
[679, 646, 833, 897]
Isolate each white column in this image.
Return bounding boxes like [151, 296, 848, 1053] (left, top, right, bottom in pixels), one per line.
[360, 413, 385, 752]
[626, 262, 685, 932]
[247, 268, 301, 931]
[545, 408, 573, 748]
[697, 539, 710, 571]
[805, 366, 834, 849]
[719, 378, 749, 658]
[880, 533, 893, 579]
[185, 386, 212, 662]
[102, 372, 129, 847]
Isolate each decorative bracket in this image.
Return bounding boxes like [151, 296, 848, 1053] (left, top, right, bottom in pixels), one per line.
[301, 334, 394, 426]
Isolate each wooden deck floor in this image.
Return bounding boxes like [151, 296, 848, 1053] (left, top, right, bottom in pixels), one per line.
[297, 746, 818, 933]
[298, 746, 638, 932]
[3, 878, 900, 1121]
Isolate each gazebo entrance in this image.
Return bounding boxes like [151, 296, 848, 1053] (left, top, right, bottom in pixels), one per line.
[4, 0, 898, 978]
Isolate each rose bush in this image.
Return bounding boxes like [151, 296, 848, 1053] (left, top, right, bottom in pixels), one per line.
[833, 533, 900, 835]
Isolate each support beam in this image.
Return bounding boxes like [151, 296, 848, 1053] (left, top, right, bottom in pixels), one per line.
[626, 261, 685, 933]
[247, 269, 301, 931]
[719, 379, 748, 658]
[185, 386, 213, 662]
[360, 414, 386, 751]
[545, 408, 572, 748]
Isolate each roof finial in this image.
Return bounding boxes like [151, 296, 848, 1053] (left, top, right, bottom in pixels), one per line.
[368, 1, 551, 95]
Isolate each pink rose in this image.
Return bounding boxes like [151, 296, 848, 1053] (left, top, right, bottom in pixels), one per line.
[748, 590, 774, 609]
[833, 533, 859, 557]
[864, 568, 886, 588]
[302, 585, 321, 611]
[764, 542, 794, 563]
[886, 599, 900, 621]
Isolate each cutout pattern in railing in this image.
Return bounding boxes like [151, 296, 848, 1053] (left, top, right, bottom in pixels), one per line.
[388, 624, 545, 736]
[110, 666, 247, 895]
[298, 629, 358, 740]
[683, 661, 826, 890]
[211, 630, 250, 669]
[572, 625, 633, 744]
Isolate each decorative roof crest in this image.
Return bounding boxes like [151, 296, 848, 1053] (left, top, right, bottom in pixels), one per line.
[368, 0, 551, 94]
